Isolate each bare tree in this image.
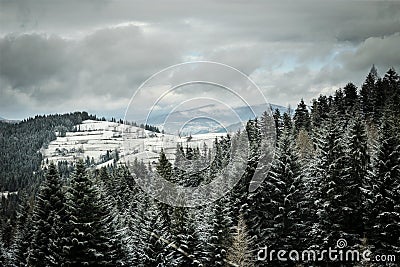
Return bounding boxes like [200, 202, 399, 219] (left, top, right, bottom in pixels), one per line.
[226, 213, 254, 267]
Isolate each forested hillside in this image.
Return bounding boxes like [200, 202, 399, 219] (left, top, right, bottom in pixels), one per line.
[0, 112, 97, 192]
[1, 67, 400, 266]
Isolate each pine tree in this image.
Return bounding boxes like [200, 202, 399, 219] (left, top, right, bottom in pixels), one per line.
[13, 194, 34, 266]
[247, 129, 305, 266]
[128, 192, 164, 267]
[230, 120, 260, 221]
[27, 162, 65, 266]
[343, 116, 370, 244]
[360, 66, 378, 119]
[282, 112, 292, 131]
[207, 197, 234, 267]
[148, 200, 174, 267]
[156, 149, 174, 183]
[311, 95, 330, 128]
[95, 170, 127, 266]
[0, 231, 11, 267]
[293, 99, 311, 133]
[63, 160, 119, 266]
[272, 108, 282, 139]
[369, 114, 400, 254]
[143, 151, 179, 266]
[382, 68, 400, 117]
[333, 88, 346, 117]
[268, 130, 303, 247]
[343, 82, 358, 110]
[168, 207, 202, 266]
[119, 167, 169, 267]
[312, 112, 349, 249]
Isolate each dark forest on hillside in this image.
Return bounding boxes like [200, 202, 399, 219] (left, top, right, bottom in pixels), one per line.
[1, 67, 400, 266]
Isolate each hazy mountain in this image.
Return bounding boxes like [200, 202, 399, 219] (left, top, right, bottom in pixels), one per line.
[0, 116, 20, 124]
[146, 103, 288, 134]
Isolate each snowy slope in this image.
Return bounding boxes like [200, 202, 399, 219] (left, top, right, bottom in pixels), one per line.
[42, 120, 227, 168]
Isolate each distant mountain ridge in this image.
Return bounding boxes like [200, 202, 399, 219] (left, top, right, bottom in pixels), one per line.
[0, 116, 20, 124]
[146, 103, 288, 134]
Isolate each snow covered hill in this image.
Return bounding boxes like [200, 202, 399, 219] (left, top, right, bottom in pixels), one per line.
[42, 120, 227, 168]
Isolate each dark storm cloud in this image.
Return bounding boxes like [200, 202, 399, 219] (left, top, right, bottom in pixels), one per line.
[339, 34, 400, 72]
[2, 1, 399, 42]
[0, 25, 184, 118]
[0, 34, 70, 88]
[0, 0, 399, 119]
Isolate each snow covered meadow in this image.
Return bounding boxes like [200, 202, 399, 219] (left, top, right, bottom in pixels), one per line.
[42, 120, 227, 168]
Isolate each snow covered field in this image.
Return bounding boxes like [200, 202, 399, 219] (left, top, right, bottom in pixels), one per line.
[42, 120, 227, 168]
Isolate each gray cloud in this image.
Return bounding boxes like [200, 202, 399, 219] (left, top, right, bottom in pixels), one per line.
[0, 24, 185, 118]
[0, 0, 399, 119]
[339, 33, 400, 72]
[0, 34, 69, 88]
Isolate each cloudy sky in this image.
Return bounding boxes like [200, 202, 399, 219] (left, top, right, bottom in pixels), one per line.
[0, 0, 399, 120]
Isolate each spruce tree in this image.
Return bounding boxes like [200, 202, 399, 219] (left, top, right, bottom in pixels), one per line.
[27, 162, 65, 266]
[282, 112, 292, 131]
[13, 194, 34, 266]
[148, 200, 174, 267]
[128, 193, 164, 267]
[272, 108, 282, 139]
[265, 130, 303, 248]
[360, 67, 378, 119]
[343, 116, 370, 244]
[312, 112, 349, 249]
[382, 68, 400, 117]
[230, 120, 260, 222]
[145, 150, 178, 266]
[95, 170, 127, 266]
[0, 232, 11, 267]
[122, 175, 169, 267]
[63, 160, 119, 266]
[333, 88, 346, 117]
[156, 149, 175, 184]
[207, 197, 233, 267]
[247, 129, 306, 266]
[311, 95, 329, 128]
[369, 114, 400, 254]
[293, 99, 311, 133]
[168, 207, 201, 266]
[343, 82, 358, 110]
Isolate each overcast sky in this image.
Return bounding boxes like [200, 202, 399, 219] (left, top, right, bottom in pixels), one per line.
[0, 0, 399, 119]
